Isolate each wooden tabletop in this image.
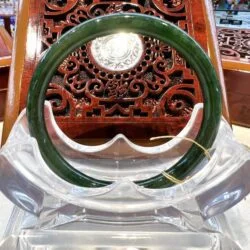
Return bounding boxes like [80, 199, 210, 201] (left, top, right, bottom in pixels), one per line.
[0, 26, 12, 67]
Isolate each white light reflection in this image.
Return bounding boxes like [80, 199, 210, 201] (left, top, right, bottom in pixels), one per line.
[90, 33, 144, 71]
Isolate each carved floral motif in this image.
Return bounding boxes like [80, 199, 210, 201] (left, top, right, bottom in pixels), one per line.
[41, 0, 202, 136]
[218, 28, 250, 62]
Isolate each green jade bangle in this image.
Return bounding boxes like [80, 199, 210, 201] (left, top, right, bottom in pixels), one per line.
[27, 13, 222, 189]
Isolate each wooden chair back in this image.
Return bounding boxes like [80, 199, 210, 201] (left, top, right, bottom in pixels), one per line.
[2, 0, 230, 145]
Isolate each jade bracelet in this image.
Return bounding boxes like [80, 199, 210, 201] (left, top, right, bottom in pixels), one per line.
[27, 13, 222, 189]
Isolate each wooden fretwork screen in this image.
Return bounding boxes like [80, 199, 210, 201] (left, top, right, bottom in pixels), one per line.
[3, 0, 229, 144]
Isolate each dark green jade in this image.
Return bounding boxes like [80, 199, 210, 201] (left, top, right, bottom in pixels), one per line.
[27, 13, 222, 189]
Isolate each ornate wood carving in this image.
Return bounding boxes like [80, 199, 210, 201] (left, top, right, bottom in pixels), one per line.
[218, 28, 250, 63]
[18, 0, 209, 141]
[47, 35, 200, 119]
[218, 28, 250, 128]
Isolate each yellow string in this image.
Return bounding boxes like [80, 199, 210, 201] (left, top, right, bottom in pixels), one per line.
[150, 135, 211, 184]
[150, 135, 211, 159]
[162, 172, 184, 184]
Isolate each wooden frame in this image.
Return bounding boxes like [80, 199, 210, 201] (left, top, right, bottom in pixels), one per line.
[1, 0, 230, 145]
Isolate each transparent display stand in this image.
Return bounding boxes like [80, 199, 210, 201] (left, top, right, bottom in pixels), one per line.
[1, 13, 250, 250]
[1, 102, 250, 249]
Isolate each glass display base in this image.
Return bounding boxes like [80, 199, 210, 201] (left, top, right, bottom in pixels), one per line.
[1, 103, 250, 249]
[2, 200, 250, 250]
[0, 230, 241, 250]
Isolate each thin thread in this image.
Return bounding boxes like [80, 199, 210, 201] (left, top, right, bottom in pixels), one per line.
[150, 135, 211, 159]
[150, 135, 211, 184]
[162, 172, 184, 184]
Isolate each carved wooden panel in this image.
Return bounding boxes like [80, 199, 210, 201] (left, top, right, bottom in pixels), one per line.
[218, 28, 250, 63]
[218, 27, 250, 127]
[19, 0, 209, 141]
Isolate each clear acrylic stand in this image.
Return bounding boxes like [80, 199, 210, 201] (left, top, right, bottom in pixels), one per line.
[1, 103, 250, 249]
